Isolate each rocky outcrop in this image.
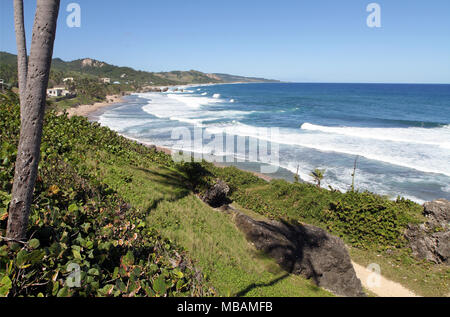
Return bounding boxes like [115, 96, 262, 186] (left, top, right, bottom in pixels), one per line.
[81, 58, 105, 68]
[405, 199, 450, 264]
[201, 180, 230, 208]
[423, 199, 450, 228]
[137, 87, 170, 93]
[232, 210, 365, 297]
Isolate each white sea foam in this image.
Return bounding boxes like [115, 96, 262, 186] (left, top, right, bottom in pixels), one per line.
[301, 123, 450, 149]
[98, 115, 154, 132]
[443, 184, 450, 193]
[140, 93, 251, 126]
[205, 122, 450, 177]
[213, 94, 221, 99]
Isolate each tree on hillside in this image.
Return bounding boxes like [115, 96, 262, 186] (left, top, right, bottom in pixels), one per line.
[6, 0, 61, 243]
[13, 0, 28, 114]
[310, 168, 325, 188]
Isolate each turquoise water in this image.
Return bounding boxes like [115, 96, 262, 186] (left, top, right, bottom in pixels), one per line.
[96, 83, 450, 203]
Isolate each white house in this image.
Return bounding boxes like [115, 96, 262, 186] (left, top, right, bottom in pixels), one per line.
[47, 86, 71, 97]
[63, 77, 74, 82]
[100, 77, 111, 84]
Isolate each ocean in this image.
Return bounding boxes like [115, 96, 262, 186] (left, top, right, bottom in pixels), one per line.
[94, 83, 450, 204]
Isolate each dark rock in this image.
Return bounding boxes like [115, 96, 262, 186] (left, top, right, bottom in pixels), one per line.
[423, 199, 450, 228]
[405, 199, 450, 264]
[436, 231, 450, 262]
[234, 212, 365, 297]
[405, 224, 438, 263]
[201, 180, 230, 208]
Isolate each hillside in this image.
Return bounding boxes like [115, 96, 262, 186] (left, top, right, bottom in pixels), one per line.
[0, 51, 278, 87]
[213, 73, 280, 83]
[154, 70, 222, 84]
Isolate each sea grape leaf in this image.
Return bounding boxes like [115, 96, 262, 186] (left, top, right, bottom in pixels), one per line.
[152, 275, 166, 295]
[28, 239, 40, 250]
[0, 276, 12, 297]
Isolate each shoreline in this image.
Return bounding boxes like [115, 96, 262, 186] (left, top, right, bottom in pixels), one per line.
[63, 81, 264, 119]
[64, 94, 126, 118]
[64, 83, 220, 119]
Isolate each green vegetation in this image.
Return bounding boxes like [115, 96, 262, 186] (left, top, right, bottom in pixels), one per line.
[47, 77, 133, 112]
[310, 168, 325, 188]
[0, 91, 213, 297]
[0, 64, 16, 88]
[198, 162, 424, 248]
[0, 91, 330, 297]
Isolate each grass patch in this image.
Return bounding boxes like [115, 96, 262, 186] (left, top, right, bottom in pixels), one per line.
[89, 154, 331, 297]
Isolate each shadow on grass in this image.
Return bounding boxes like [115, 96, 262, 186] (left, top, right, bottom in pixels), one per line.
[235, 273, 290, 297]
[133, 166, 192, 213]
[136, 166, 189, 190]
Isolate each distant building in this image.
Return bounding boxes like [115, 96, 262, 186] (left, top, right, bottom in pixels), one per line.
[113, 81, 120, 85]
[47, 86, 72, 98]
[63, 77, 74, 82]
[100, 77, 111, 84]
[0, 79, 4, 90]
[120, 73, 127, 78]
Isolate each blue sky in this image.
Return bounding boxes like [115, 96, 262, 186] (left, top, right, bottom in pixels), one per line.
[1, 0, 449, 83]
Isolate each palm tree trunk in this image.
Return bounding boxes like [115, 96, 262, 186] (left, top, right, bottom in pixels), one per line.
[13, 0, 28, 113]
[7, 0, 60, 242]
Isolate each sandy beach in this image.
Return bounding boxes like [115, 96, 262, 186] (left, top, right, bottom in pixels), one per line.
[64, 94, 125, 118]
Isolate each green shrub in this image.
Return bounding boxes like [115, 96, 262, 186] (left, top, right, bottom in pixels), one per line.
[326, 191, 423, 248]
[0, 93, 213, 297]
